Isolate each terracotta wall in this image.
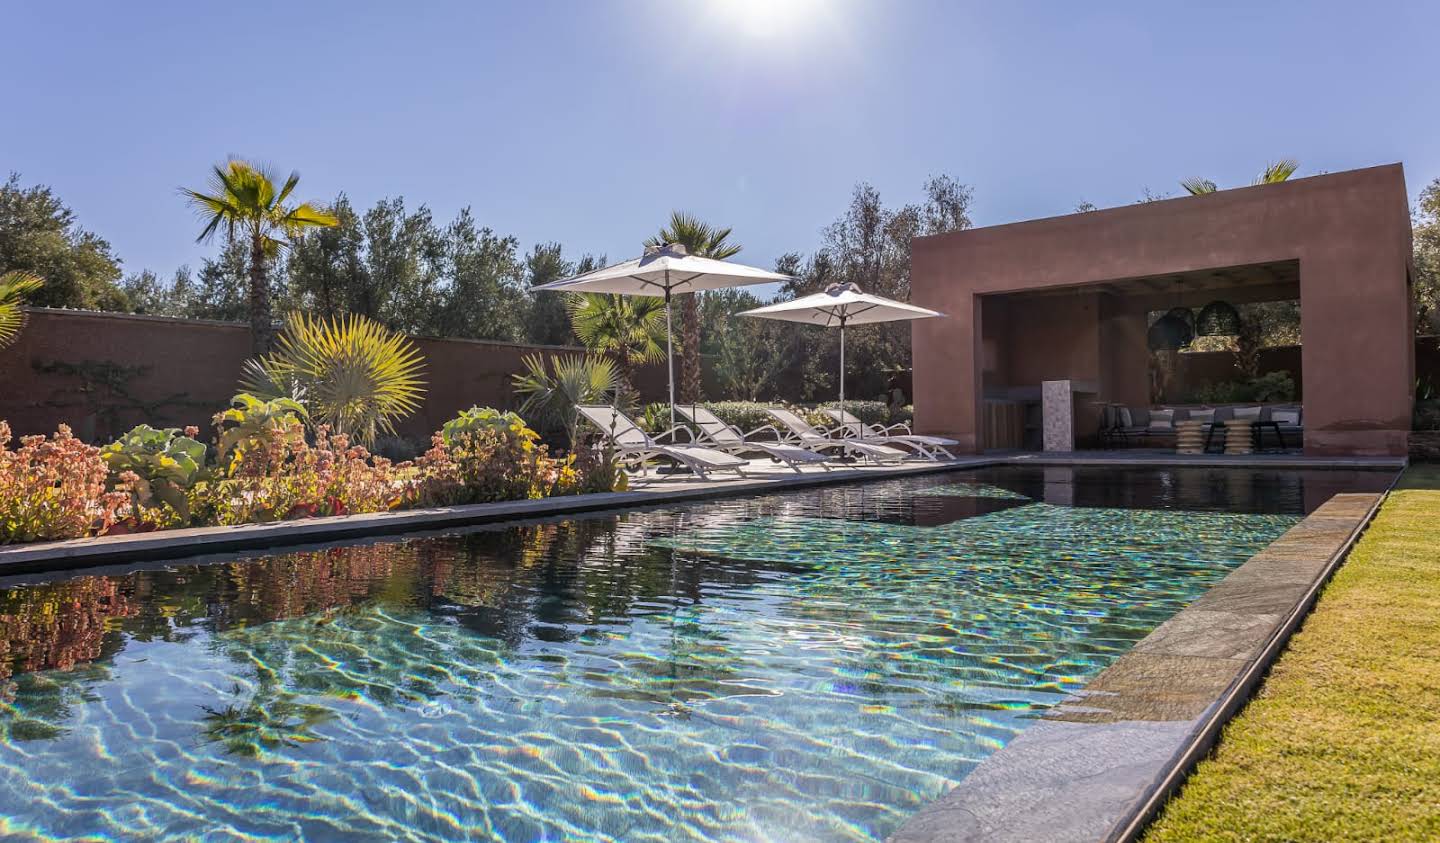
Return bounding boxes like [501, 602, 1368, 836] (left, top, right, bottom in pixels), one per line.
[0, 309, 666, 443]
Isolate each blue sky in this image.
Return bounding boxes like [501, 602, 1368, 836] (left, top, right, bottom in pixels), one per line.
[5, 0, 1438, 282]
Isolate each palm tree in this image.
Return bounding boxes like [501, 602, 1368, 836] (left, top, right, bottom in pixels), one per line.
[182, 160, 339, 354]
[0, 270, 44, 350]
[566, 292, 666, 391]
[645, 212, 741, 403]
[512, 353, 619, 448]
[239, 313, 427, 447]
[1181, 159, 1299, 196]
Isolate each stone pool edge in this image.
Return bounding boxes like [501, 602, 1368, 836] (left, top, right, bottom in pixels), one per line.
[887, 488, 1390, 843]
[0, 459, 998, 576]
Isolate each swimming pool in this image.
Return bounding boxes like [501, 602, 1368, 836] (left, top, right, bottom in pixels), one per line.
[0, 466, 1393, 841]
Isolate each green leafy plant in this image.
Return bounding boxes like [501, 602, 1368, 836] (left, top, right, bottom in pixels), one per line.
[240, 312, 427, 447]
[182, 159, 339, 354]
[441, 407, 529, 448]
[0, 271, 44, 350]
[1249, 371, 1297, 403]
[512, 354, 619, 447]
[213, 393, 308, 476]
[100, 425, 207, 521]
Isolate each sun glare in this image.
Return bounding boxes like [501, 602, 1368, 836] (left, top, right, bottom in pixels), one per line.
[719, 0, 821, 39]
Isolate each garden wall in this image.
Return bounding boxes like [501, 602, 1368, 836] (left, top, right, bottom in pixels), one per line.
[1174, 337, 1440, 402]
[0, 309, 667, 444]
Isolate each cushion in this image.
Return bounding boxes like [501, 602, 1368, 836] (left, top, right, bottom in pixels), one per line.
[1148, 408, 1175, 431]
[1188, 408, 1216, 424]
[1119, 407, 1133, 428]
[1233, 406, 1262, 420]
[1272, 409, 1301, 426]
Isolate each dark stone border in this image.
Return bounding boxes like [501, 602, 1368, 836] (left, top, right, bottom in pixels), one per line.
[0, 454, 1402, 577]
[887, 488, 1391, 843]
[0, 460, 996, 576]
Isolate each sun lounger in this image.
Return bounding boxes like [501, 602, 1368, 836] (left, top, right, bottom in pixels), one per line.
[576, 405, 747, 479]
[763, 407, 908, 463]
[674, 405, 831, 472]
[822, 408, 958, 460]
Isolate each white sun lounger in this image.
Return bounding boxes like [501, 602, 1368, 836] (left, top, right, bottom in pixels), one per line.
[763, 407, 908, 464]
[576, 405, 747, 479]
[674, 405, 831, 473]
[822, 408, 958, 461]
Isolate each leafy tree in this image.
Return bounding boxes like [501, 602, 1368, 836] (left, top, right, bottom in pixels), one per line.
[186, 238, 255, 322]
[698, 288, 779, 400]
[0, 174, 127, 310]
[566, 292, 666, 392]
[1181, 159, 1298, 195]
[777, 175, 973, 400]
[524, 242, 577, 346]
[1413, 178, 1440, 334]
[352, 197, 445, 332]
[433, 210, 527, 341]
[645, 212, 742, 402]
[182, 160, 339, 354]
[0, 270, 44, 349]
[286, 194, 365, 320]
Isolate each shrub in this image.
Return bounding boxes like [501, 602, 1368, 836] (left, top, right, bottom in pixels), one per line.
[0, 423, 129, 544]
[1249, 371, 1297, 403]
[412, 422, 554, 506]
[441, 407, 529, 447]
[817, 400, 892, 426]
[214, 394, 308, 477]
[100, 424, 207, 524]
[190, 425, 406, 526]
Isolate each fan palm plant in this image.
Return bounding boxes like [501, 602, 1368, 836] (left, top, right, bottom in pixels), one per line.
[240, 313, 427, 447]
[645, 212, 741, 402]
[182, 160, 339, 353]
[512, 353, 619, 448]
[566, 292, 666, 390]
[1181, 159, 1299, 196]
[0, 271, 44, 350]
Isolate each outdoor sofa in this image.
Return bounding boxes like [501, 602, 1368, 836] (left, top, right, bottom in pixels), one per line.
[1100, 404, 1303, 451]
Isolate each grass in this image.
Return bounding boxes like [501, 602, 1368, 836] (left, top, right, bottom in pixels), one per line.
[1143, 464, 1440, 842]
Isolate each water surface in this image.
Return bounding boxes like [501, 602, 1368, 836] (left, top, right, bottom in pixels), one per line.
[0, 467, 1392, 841]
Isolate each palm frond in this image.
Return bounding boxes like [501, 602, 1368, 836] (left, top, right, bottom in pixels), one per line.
[1180, 177, 1218, 196]
[1256, 158, 1299, 184]
[241, 313, 426, 445]
[0, 271, 45, 349]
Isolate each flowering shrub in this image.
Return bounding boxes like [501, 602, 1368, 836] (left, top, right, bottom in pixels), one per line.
[413, 418, 554, 506]
[0, 422, 129, 544]
[0, 400, 626, 546]
[192, 420, 407, 526]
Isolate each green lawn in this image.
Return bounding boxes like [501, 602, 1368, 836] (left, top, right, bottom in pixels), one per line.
[1144, 465, 1440, 842]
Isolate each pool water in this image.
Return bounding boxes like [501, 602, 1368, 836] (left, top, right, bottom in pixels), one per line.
[0, 467, 1391, 841]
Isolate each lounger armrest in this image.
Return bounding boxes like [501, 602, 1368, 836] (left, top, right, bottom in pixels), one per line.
[741, 423, 785, 442]
[812, 423, 843, 438]
[879, 422, 913, 435]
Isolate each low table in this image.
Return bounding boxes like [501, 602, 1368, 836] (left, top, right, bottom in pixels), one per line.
[1223, 419, 1255, 455]
[1174, 420, 1205, 454]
